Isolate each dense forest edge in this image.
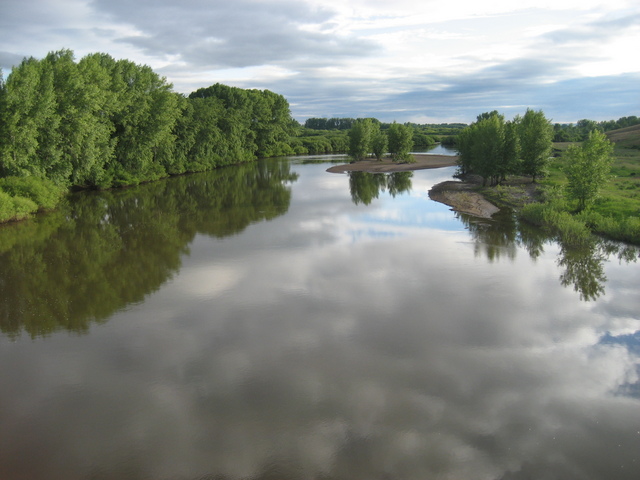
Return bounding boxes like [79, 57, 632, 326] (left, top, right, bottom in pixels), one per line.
[0, 49, 297, 223]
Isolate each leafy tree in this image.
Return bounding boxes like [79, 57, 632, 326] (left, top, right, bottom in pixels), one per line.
[348, 118, 374, 161]
[456, 114, 505, 185]
[387, 122, 414, 162]
[476, 110, 501, 122]
[108, 58, 182, 185]
[371, 124, 387, 161]
[0, 49, 296, 201]
[0, 56, 60, 181]
[564, 130, 614, 211]
[518, 109, 553, 182]
[501, 120, 521, 180]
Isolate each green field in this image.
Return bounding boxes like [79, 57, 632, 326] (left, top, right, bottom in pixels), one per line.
[536, 124, 640, 244]
[548, 124, 640, 216]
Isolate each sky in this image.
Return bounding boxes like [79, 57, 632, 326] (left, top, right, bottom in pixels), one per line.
[1, 0, 639, 124]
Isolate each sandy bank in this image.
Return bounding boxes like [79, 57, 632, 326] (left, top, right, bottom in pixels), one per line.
[428, 181, 500, 219]
[326, 154, 458, 173]
[325, 153, 503, 218]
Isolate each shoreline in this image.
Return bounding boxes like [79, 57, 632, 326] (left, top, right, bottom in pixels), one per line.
[326, 153, 502, 218]
[428, 180, 501, 219]
[326, 154, 459, 173]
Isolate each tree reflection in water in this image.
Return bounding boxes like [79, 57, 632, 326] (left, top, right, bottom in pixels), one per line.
[348, 171, 413, 205]
[458, 209, 639, 301]
[0, 160, 298, 338]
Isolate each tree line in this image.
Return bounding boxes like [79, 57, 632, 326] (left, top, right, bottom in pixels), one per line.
[457, 109, 615, 210]
[0, 49, 296, 222]
[457, 108, 635, 244]
[348, 119, 415, 162]
[301, 117, 464, 153]
[553, 116, 640, 142]
[457, 109, 554, 186]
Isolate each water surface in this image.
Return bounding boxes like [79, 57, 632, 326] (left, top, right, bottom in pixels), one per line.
[0, 157, 638, 480]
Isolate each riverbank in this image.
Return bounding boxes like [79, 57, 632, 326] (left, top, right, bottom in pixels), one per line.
[428, 180, 501, 218]
[327, 153, 506, 218]
[326, 154, 458, 173]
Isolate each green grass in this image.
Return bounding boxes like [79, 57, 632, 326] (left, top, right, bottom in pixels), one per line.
[530, 133, 640, 244]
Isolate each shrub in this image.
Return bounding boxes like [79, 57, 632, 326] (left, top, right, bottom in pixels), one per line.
[0, 190, 38, 223]
[520, 202, 591, 246]
[0, 176, 64, 210]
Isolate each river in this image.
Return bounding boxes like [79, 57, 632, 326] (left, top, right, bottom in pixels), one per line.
[0, 156, 638, 480]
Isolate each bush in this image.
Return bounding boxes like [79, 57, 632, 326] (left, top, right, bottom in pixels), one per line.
[0, 176, 64, 210]
[578, 210, 640, 244]
[520, 202, 591, 246]
[0, 190, 39, 223]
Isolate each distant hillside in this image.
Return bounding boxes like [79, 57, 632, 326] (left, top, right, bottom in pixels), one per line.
[606, 124, 640, 148]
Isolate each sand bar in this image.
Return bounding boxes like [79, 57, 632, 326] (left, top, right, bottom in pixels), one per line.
[326, 154, 458, 173]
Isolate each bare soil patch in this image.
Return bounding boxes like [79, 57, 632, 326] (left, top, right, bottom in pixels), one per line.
[429, 180, 500, 219]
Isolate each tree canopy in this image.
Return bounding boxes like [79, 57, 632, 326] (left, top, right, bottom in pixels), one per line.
[563, 130, 614, 211]
[456, 109, 552, 185]
[0, 49, 296, 192]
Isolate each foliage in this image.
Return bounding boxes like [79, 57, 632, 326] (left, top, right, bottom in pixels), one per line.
[518, 109, 554, 182]
[387, 122, 414, 162]
[0, 176, 64, 210]
[457, 109, 551, 186]
[563, 130, 614, 211]
[348, 118, 375, 161]
[553, 116, 640, 142]
[457, 112, 515, 185]
[0, 50, 298, 223]
[304, 117, 355, 130]
[371, 127, 388, 161]
[0, 190, 38, 223]
[0, 176, 65, 222]
[519, 201, 592, 247]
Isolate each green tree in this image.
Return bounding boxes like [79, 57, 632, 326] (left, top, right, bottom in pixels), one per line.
[518, 109, 553, 182]
[0, 56, 60, 181]
[387, 122, 414, 162]
[456, 114, 505, 185]
[348, 118, 374, 161]
[107, 59, 182, 185]
[371, 124, 387, 161]
[564, 130, 614, 211]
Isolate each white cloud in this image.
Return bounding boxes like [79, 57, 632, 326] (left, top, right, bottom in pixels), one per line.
[1, 0, 638, 122]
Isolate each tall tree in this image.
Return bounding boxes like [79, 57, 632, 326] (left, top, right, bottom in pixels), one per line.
[456, 114, 505, 185]
[348, 118, 374, 161]
[518, 109, 553, 182]
[371, 124, 387, 161]
[0, 56, 60, 181]
[108, 59, 181, 185]
[387, 122, 414, 162]
[564, 130, 614, 211]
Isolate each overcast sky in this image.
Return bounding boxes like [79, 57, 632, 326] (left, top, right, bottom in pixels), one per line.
[1, 0, 638, 124]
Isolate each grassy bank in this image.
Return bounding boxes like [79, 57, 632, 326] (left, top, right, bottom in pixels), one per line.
[481, 125, 640, 246]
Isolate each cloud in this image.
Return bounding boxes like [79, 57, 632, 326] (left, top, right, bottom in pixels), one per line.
[0, 1, 638, 123]
[91, 0, 378, 69]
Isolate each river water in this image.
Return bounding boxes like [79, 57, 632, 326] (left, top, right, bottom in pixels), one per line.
[0, 156, 639, 480]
